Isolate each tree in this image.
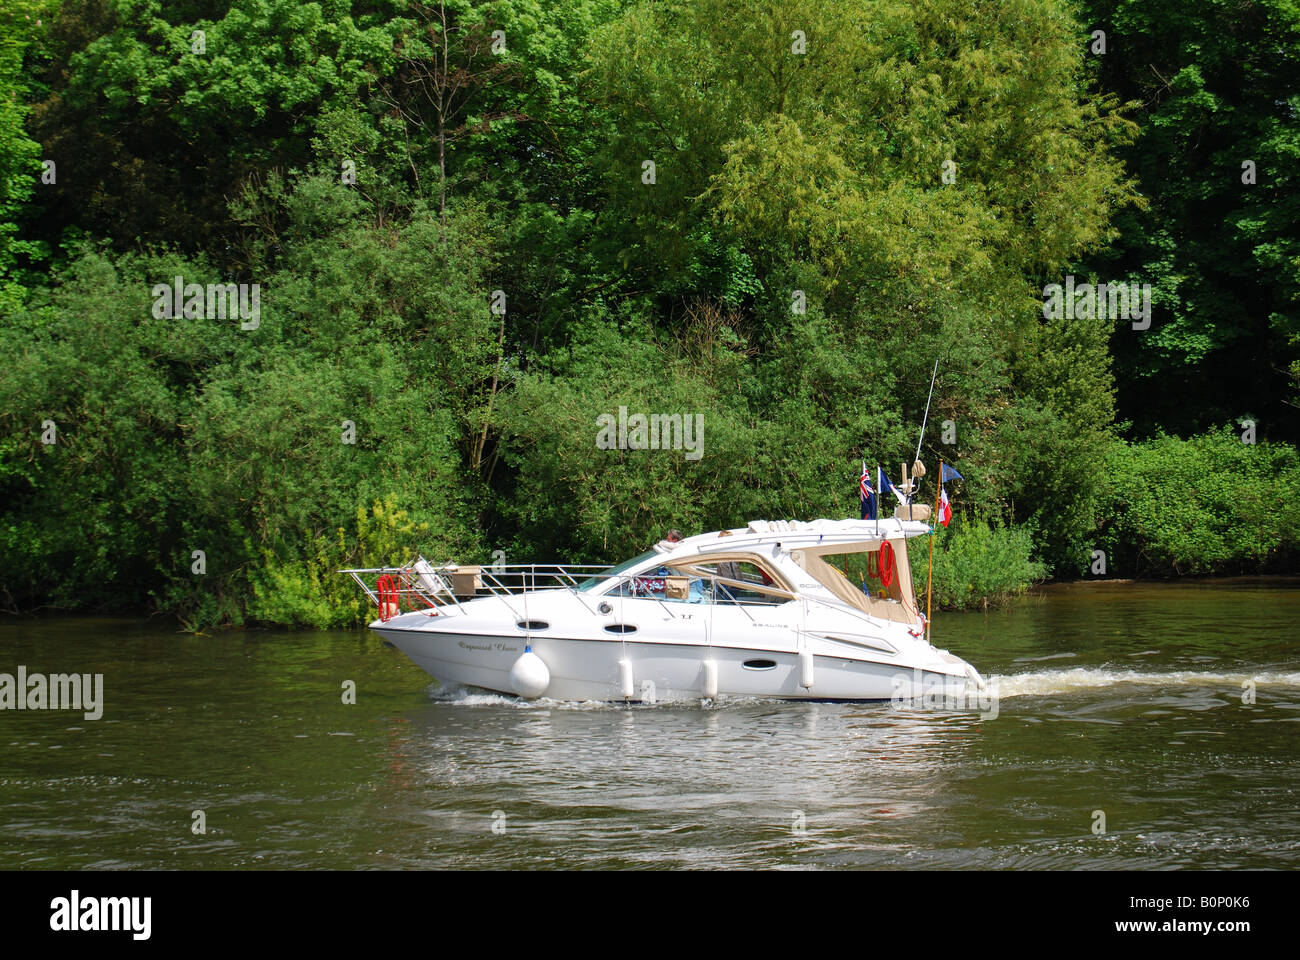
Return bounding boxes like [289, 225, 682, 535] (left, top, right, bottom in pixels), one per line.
[1081, 0, 1300, 440]
[26, 0, 407, 256]
[588, 0, 1139, 570]
[0, 0, 53, 310]
[378, 0, 519, 223]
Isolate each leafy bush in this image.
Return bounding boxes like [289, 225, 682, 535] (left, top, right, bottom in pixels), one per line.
[1098, 428, 1300, 576]
[493, 305, 918, 563]
[908, 518, 1047, 611]
[247, 497, 435, 631]
[0, 171, 494, 626]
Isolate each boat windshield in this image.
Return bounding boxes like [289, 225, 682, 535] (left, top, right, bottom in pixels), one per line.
[575, 550, 658, 592]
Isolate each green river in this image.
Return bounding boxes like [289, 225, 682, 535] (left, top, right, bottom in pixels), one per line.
[1, 580, 1297, 869]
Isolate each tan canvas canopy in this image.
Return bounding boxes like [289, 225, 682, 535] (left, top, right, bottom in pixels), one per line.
[790, 539, 918, 624]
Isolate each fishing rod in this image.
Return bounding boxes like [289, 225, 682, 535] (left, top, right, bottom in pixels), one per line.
[915, 356, 939, 467]
[916, 355, 941, 642]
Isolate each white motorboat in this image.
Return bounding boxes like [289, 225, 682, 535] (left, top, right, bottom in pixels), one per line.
[344, 517, 984, 702]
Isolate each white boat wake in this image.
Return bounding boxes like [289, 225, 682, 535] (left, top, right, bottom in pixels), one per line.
[986, 667, 1300, 698]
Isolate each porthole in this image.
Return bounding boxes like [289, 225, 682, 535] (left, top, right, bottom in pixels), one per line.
[604, 623, 637, 634]
[516, 620, 549, 631]
[742, 658, 777, 670]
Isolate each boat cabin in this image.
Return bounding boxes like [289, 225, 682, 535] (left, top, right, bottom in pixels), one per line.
[587, 519, 924, 625]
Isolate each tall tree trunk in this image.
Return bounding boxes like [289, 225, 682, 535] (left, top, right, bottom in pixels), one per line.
[438, 1, 449, 234]
[473, 316, 507, 473]
[438, 111, 446, 231]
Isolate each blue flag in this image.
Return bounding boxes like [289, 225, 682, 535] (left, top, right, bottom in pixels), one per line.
[878, 466, 900, 501]
[940, 463, 964, 485]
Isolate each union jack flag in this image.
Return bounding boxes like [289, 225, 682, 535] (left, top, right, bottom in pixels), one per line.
[860, 461, 877, 520]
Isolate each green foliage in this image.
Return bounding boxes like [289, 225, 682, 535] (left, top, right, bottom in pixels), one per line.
[0, 248, 202, 612]
[995, 300, 1118, 574]
[0, 0, 54, 309]
[588, 0, 1137, 570]
[248, 497, 433, 630]
[28, 0, 409, 250]
[2, 0, 1295, 628]
[1098, 428, 1300, 576]
[497, 308, 776, 560]
[909, 518, 1048, 611]
[0, 165, 492, 625]
[593, 0, 1138, 303]
[1081, 0, 1300, 437]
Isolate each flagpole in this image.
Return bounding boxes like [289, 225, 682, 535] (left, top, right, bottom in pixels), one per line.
[926, 460, 942, 643]
[874, 466, 880, 538]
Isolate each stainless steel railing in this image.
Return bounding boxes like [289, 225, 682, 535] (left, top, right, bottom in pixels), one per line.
[340, 562, 615, 620]
[341, 560, 908, 635]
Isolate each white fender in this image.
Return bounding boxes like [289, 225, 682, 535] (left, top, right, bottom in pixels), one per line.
[702, 659, 718, 699]
[412, 557, 447, 596]
[618, 658, 634, 699]
[509, 647, 550, 699]
[800, 651, 815, 689]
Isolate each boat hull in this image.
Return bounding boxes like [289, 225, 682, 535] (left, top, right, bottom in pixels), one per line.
[374, 622, 974, 703]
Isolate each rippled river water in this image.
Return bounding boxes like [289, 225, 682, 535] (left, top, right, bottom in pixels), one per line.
[2, 580, 1297, 869]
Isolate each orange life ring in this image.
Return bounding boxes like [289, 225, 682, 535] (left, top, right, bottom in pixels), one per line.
[377, 574, 398, 621]
[878, 542, 895, 589]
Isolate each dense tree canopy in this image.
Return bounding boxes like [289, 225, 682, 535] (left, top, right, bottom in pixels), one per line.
[1080, 0, 1300, 439]
[1, 0, 1296, 624]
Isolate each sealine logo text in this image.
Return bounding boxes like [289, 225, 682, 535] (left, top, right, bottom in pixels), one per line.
[0, 666, 103, 720]
[50, 891, 151, 940]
